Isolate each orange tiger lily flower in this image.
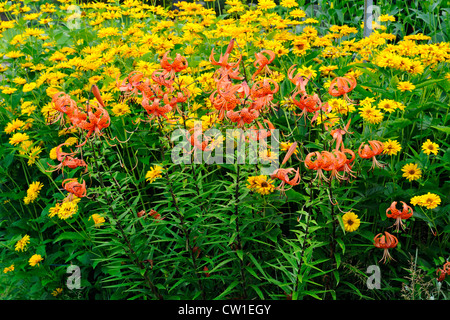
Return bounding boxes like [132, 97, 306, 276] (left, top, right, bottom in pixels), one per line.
[46, 142, 80, 173]
[185, 127, 218, 153]
[250, 78, 279, 111]
[246, 119, 275, 144]
[54, 143, 88, 172]
[328, 150, 348, 181]
[252, 49, 275, 80]
[335, 148, 356, 179]
[436, 262, 450, 282]
[210, 80, 242, 120]
[358, 140, 384, 170]
[62, 178, 87, 199]
[210, 38, 243, 81]
[386, 201, 413, 232]
[291, 91, 321, 122]
[270, 167, 301, 195]
[51, 91, 86, 128]
[328, 76, 357, 101]
[77, 104, 111, 147]
[160, 51, 188, 76]
[141, 93, 173, 120]
[62, 157, 88, 172]
[374, 231, 398, 264]
[116, 71, 145, 97]
[151, 69, 176, 88]
[330, 118, 353, 151]
[227, 107, 260, 127]
[305, 150, 353, 182]
[304, 151, 328, 182]
[210, 38, 239, 68]
[287, 65, 309, 94]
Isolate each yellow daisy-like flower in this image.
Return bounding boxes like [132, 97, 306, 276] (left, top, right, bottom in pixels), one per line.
[4, 119, 25, 134]
[3, 264, 14, 274]
[410, 195, 423, 206]
[89, 214, 106, 227]
[29, 254, 43, 267]
[21, 101, 37, 116]
[9, 132, 30, 146]
[48, 203, 61, 218]
[382, 139, 401, 156]
[418, 192, 441, 210]
[342, 211, 360, 232]
[257, 0, 276, 10]
[401, 163, 422, 182]
[247, 175, 275, 195]
[2, 87, 18, 94]
[15, 234, 30, 252]
[5, 50, 24, 59]
[24, 181, 44, 204]
[421, 139, 439, 156]
[410, 193, 441, 210]
[359, 105, 384, 124]
[57, 201, 78, 220]
[280, 0, 298, 8]
[145, 165, 163, 183]
[64, 137, 78, 146]
[397, 81, 415, 92]
[280, 141, 299, 155]
[112, 102, 131, 116]
[377, 99, 398, 113]
[22, 82, 37, 92]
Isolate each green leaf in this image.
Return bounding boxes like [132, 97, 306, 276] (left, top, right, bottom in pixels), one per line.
[414, 78, 446, 89]
[431, 125, 450, 134]
[214, 280, 239, 300]
[53, 232, 86, 243]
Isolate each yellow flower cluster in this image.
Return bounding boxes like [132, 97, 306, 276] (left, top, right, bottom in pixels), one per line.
[410, 193, 441, 210]
[24, 181, 44, 204]
[48, 195, 81, 220]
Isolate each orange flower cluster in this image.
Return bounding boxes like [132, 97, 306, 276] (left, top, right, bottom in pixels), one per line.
[288, 66, 324, 123]
[52, 85, 110, 147]
[47, 86, 110, 205]
[304, 149, 355, 182]
[372, 200, 415, 264]
[209, 39, 279, 126]
[117, 51, 190, 120]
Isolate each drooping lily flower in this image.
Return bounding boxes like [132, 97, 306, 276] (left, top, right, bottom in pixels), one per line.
[252, 49, 275, 80]
[328, 76, 357, 102]
[373, 231, 398, 264]
[62, 178, 87, 199]
[270, 167, 301, 196]
[386, 201, 413, 232]
[358, 140, 384, 170]
[330, 118, 353, 151]
[287, 65, 309, 94]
